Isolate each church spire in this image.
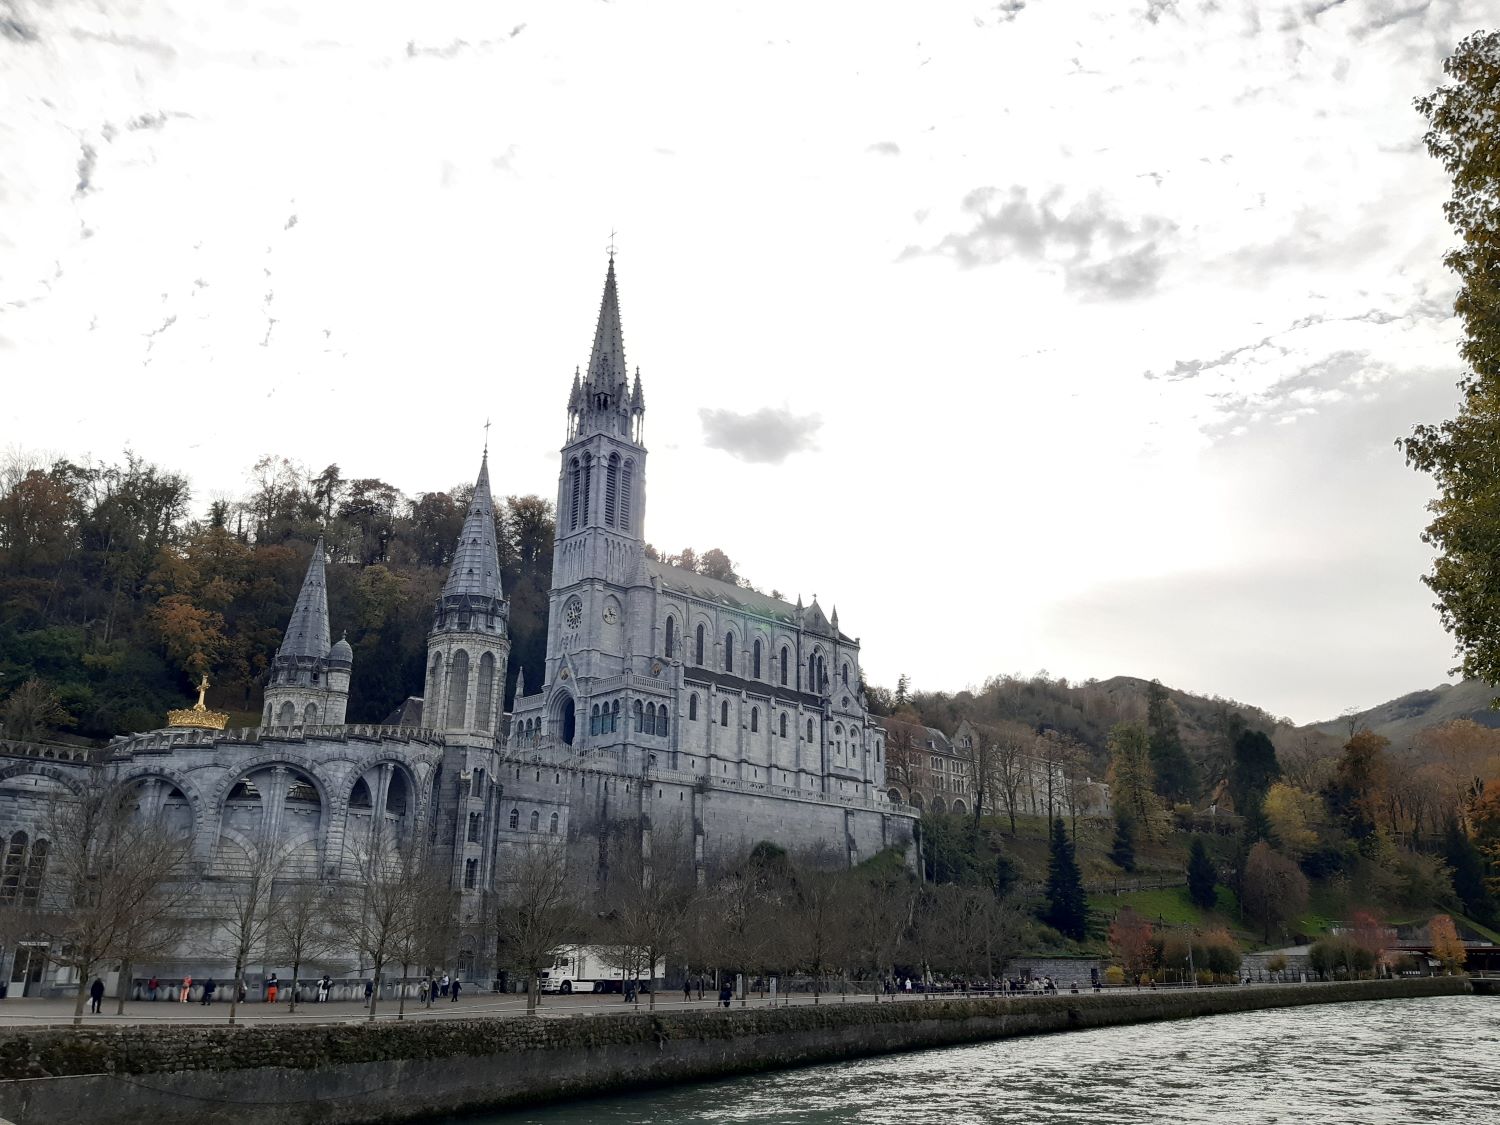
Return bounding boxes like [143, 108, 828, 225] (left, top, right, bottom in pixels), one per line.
[442, 452, 502, 602]
[586, 253, 627, 393]
[278, 536, 331, 659]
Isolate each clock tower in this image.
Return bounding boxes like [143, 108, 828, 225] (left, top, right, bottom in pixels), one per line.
[539, 254, 650, 747]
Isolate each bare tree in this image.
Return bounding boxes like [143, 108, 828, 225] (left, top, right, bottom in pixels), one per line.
[849, 870, 918, 1000]
[218, 848, 287, 1024]
[597, 823, 697, 1010]
[332, 835, 427, 1022]
[990, 721, 1034, 835]
[494, 840, 582, 1014]
[39, 771, 195, 1025]
[389, 849, 458, 1019]
[268, 880, 340, 1014]
[786, 864, 853, 1003]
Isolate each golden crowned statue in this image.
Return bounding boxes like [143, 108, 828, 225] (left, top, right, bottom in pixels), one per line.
[167, 674, 230, 730]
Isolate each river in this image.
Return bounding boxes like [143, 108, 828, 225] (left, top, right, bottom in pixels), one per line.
[462, 995, 1497, 1124]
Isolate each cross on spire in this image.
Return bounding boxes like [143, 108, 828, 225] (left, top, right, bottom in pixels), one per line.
[483, 417, 491, 457]
[607, 228, 618, 259]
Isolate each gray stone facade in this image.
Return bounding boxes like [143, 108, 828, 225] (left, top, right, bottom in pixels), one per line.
[0, 256, 916, 993]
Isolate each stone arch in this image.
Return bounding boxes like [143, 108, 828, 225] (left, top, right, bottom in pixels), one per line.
[910, 793, 924, 811]
[476, 652, 496, 732]
[447, 649, 470, 729]
[932, 796, 947, 814]
[951, 798, 967, 815]
[277, 701, 296, 726]
[116, 767, 205, 840]
[0, 762, 85, 797]
[887, 787, 904, 804]
[550, 690, 577, 747]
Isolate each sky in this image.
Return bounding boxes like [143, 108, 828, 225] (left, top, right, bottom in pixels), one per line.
[0, 0, 1490, 724]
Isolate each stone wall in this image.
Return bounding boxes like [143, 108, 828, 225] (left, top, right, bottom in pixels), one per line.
[0, 977, 1470, 1125]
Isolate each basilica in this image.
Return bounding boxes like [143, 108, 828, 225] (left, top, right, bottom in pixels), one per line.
[0, 257, 915, 993]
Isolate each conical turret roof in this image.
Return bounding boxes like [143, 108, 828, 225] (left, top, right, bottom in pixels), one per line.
[443, 452, 503, 601]
[279, 537, 331, 659]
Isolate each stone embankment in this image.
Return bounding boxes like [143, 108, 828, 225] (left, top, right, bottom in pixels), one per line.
[0, 977, 1472, 1125]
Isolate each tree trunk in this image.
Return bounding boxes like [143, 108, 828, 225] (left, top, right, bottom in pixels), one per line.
[228, 953, 246, 1025]
[72, 973, 88, 1027]
[115, 959, 131, 1015]
[397, 961, 409, 1020]
[367, 967, 381, 1022]
[288, 957, 300, 1014]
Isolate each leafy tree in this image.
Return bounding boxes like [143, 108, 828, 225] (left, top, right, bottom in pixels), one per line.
[1443, 816, 1496, 924]
[1146, 679, 1196, 802]
[1107, 723, 1160, 837]
[1187, 837, 1217, 910]
[1402, 32, 1500, 687]
[1428, 913, 1467, 973]
[1108, 907, 1155, 982]
[1241, 841, 1309, 943]
[1, 677, 73, 741]
[1324, 730, 1390, 855]
[1263, 781, 1323, 858]
[1109, 814, 1136, 873]
[1041, 817, 1087, 941]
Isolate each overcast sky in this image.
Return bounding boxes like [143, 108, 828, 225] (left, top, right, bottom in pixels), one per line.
[1, 1, 1488, 723]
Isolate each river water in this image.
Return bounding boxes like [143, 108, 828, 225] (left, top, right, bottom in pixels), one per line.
[467, 995, 1498, 1124]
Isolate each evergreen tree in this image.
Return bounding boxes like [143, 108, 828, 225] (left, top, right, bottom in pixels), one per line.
[1443, 817, 1496, 924]
[1146, 679, 1197, 802]
[994, 849, 1019, 900]
[1228, 729, 1280, 816]
[1109, 814, 1136, 873]
[1042, 817, 1088, 940]
[1107, 723, 1159, 835]
[1187, 837, 1217, 910]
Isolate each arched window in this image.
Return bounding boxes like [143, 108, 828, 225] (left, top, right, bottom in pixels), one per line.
[876, 741, 883, 762]
[695, 624, 705, 665]
[610, 699, 620, 733]
[529, 810, 540, 832]
[780, 645, 789, 686]
[447, 649, 470, 728]
[1, 831, 26, 905]
[304, 702, 319, 725]
[590, 703, 601, 736]
[646, 703, 657, 734]
[721, 701, 730, 727]
[581, 452, 593, 526]
[621, 460, 634, 531]
[429, 652, 444, 702]
[549, 811, 559, 835]
[665, 616, 676, 658]
[817, 655, 826, 689]
[807, 719, 815, 742]
[842, 662, 849, 686]
[509, 808, 519, 830]
[605, 453, 619, 528]
[750, 707, 759, 733]
[656, 707, 668, 738]
[464, 858, 478, 889]
[808, 654, 816, 688]
[477, 652, 496, 731]
[277, 701, 295, 726]
[779, 713, 788, 738]
[634, 700, 645, 733]
[753, 639, 762, 679]
[689, 694, 699, 721]
[568, 457, 582, 531]
[21, 839, 48, 907]
[724, 632, 735, 673]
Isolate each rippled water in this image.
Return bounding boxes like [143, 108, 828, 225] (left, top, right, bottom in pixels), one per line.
[469, 996, 1499, 1124]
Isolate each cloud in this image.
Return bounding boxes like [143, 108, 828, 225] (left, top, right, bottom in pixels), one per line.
[866, 141, 901, 156]
[993, 1, 1028, 22]
[75, 143, 97, 196]
[905, 186, 1175, 299]
[1142, 0, 1178, 24]
[69, 28, 177, 60]
[699, 406, 821, 464]
[1, 10, 37, 43]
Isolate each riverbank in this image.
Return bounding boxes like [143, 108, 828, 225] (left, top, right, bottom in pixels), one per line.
[0, 978, 1472, 1125]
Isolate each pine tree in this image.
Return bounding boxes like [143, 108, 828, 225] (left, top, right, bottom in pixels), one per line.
[1443, 817, 1496, 924]
[1109, 814, 1136, 873]
[1228, 729, 1280, 816]
[1187, 837, 1217, 910]
[1042, 817, 1088, 940]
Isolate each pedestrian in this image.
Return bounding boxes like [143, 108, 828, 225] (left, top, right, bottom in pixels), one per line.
[317, 975, 331, 1004]
[147, 976, 159, 1001]
[180, 974, 192, 1003]
[683, 979, 692, 1003]
[418, 978, 429, 1003]
[88, 977, 105, 1014]
[201, 977, 216, 1006]
[903, 977, 912, 993]
[719, 983, 732, 1008]
[237, 979, 247, 1003]
[440, 973, 450, 998]
[450, 978, 462, 1003]
[363, 978, 374, 1007]
[265, 973, 279, 1004]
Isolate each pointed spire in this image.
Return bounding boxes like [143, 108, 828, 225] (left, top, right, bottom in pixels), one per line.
[443, 452, 503, 601]
[516, 667, 526, 698]
[568, 368, 582, 413]
[831, 605, 840, 630]
[631, 366, 644, 412]
[279, 537, 331, 659]
[586, 254, 627, 392]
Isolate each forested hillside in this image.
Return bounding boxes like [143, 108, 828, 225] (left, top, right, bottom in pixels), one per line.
[0, 450, 558, 739]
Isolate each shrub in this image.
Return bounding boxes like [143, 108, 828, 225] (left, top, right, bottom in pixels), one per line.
[1104, 965, 1125, 986]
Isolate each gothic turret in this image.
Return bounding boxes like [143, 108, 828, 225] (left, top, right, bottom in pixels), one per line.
[262, 537, 349, 728]
[425, 451, 510, 736]
[568, 254, 644, 444]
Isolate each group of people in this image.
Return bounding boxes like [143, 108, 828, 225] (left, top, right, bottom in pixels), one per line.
[417, 974, 463, 1003]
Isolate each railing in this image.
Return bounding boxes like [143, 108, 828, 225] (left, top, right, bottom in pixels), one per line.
[111, 723, 444, 756]
[0, 738, 103, 764]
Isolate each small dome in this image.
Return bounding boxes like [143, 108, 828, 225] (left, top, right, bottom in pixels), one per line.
[330, 633, 354, 662]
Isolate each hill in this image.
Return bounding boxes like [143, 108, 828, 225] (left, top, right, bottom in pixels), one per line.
[1304, 679, 1500, 748]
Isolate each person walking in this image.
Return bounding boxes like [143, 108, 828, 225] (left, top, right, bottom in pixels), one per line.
[440, 973, 450, 999]
[683, 979, 692, 1004]
[450, 978, 462, 1003]
[363, 978, 374, 1007]
[147, 976, 159, 1001]
[317, 975, 331, 1004]
[265, 973, 279, 1004]
[88, 977, 105, 1014]
[718, 983, 733, 1008]
[180, 974, 192, 1003]
[418, 977, 429, 1003]
[200, 977, 216, 1006]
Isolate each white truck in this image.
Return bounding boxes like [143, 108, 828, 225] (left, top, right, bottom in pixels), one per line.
[537, 945, 664, 994]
